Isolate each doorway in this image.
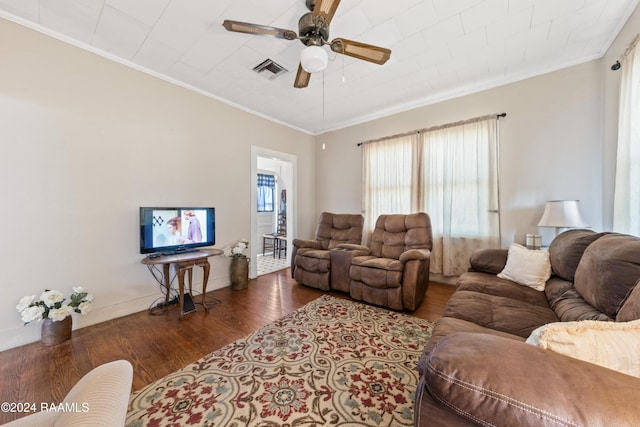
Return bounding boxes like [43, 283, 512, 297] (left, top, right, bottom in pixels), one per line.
[250, 146, 296, 278]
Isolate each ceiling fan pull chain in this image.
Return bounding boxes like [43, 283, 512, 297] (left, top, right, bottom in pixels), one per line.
[322, 71, 326, 132]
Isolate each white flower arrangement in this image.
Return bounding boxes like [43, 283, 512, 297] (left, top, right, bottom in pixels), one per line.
[16, 287, 94, 324]
[223, 238, 249, 258]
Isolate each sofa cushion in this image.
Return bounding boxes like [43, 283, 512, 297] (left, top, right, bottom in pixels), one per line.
[442, 290, 559, 338]
[548, 286, 612, 322]
[295, 250, 331, 273]
[574, 234, 640, 318]
[351, 256, 403, 271]
[616, 280, 640, 322]
[497, 244, 551, 291]
[544, 277, 575, 307]
[548, 229, 604, 281]
[349, 262, 402, 289]
[545, 278, 612, 322]
[526, 319, 640, 377]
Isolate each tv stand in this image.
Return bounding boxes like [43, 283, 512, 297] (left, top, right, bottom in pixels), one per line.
[141, 249, 223, 319]
[161, 248, 198, 256]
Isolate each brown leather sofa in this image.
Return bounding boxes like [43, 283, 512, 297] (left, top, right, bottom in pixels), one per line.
[291, 212, 364, 291]
[415, 229, 640, 426]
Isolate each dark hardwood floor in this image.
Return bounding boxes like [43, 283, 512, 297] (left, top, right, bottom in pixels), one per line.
[0, 268, 455, 424]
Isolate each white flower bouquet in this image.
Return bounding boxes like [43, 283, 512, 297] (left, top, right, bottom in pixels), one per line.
[223, 238, 249, 258]
[16, 287, 94, 324]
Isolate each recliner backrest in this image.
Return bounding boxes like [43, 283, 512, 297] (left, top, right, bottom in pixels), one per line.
[315, 212, 364, 250]
[369, 213, 432, 259]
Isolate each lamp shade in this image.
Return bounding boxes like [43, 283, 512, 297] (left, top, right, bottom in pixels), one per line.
[537, 200, 589, 228]
[300, 45, 328, 73]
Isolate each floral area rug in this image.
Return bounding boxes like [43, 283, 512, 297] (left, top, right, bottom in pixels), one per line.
[126, 295, 434, 426]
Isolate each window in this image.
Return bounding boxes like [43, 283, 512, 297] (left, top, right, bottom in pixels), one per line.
[614, 41, 640, 235]
[362, 115, 500, 276]
[257, 173, 275, 212]
[361, 134, 416, 227]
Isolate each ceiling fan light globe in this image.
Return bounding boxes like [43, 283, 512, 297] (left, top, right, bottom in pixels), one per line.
[300, 46, 328, 73]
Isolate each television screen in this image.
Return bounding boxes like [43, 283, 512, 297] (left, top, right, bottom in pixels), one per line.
[139, 207, 215, 255]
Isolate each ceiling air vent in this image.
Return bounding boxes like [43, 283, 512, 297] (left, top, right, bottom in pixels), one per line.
[253, 59, 288, 80]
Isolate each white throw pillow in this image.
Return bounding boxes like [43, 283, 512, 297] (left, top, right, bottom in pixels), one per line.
[497, 243, 551, 291]
[526, 319, 640, 377]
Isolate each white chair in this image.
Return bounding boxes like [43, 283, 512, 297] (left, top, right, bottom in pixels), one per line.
[2, 360, 133, 426]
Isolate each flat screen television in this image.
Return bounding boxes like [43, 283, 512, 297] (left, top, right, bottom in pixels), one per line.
[139, 207, 215, 255]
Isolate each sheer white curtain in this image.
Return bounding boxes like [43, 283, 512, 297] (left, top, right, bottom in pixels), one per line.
[420, 118, 500, 275]
[361, 133, 419, 244]
[361, 116, 500, 276]
[614, 42, 640, 235]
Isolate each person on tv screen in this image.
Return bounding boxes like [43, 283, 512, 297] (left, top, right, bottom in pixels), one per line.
[184, 210, 203, 243]
[167, 217, 183, 245]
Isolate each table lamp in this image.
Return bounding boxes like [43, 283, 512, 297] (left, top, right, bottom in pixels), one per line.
[537, 200, 590, 236]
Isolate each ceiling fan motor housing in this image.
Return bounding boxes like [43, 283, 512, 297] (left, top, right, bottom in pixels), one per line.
[298, 13, 329, 46]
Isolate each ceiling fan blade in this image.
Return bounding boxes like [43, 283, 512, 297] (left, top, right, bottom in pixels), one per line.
[313, 0, 341, 25]
[294, 64, 311, 88]
[222, 20, 297, 40]
[330, 38, 391, 65]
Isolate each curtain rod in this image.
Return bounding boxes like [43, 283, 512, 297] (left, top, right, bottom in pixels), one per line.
[611, 32, 640, 71]
[357, 112, 506, 147]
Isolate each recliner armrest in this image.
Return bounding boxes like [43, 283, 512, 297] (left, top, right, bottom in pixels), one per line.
[424, 332, 640, 426]
[292, 238, 322, 250]
[399, 248, 431, 263]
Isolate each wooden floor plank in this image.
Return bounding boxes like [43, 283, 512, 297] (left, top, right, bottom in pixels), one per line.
[0, 268, 454, 424]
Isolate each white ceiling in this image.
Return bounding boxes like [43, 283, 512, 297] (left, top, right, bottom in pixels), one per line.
[1, 0, 638, 135]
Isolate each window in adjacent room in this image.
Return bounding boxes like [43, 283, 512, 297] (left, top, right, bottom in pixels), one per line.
[257, 173, 275, 212]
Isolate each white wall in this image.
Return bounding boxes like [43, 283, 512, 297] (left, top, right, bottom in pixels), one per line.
[315, 59, 605, 250]
[0, 18, 316, 350]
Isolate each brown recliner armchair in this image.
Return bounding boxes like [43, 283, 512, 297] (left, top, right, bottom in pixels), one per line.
[345, 213, 433, 311]
[292, 212, 364, 291]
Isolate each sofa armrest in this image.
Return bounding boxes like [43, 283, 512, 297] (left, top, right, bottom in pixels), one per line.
[424, 332, 640, 426]
[468, 248, 508, 274]
[336, 243, 370, 255]
[292, 238, 322, 250]
[399, 248, 430, 263]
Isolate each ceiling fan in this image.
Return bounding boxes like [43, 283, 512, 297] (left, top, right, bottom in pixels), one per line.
[222, 0, 391, 89]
